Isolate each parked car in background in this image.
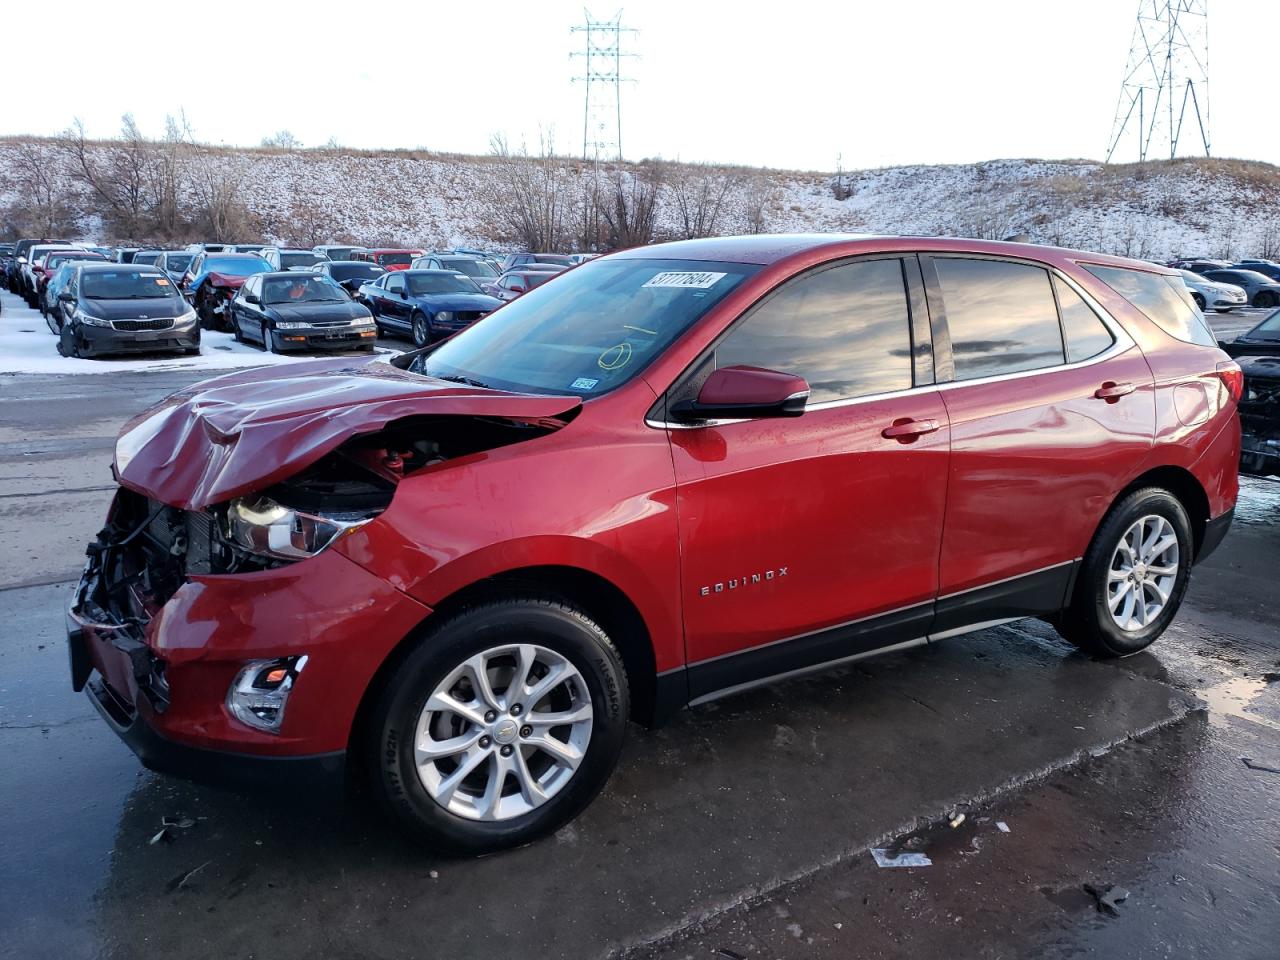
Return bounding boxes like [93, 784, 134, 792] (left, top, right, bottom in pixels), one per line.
[1230, 261, 1280, 283]
[1201, 268, 1280, 308]
[1237, 258, 1279, 269]
[1179, 269, 1247, 313]
[355, 248, 424, 271]
[131, 250, 164, 267]
[180, 252, 273, 330]
[1219, 307, 1280, 360]
[488, 268, 558, 302]
[228, 244, 266, 254]
[499, 252, 574, 271]
[228, 272, 376, 353]
[69, 235, 1241, 853]
[1237, 354, 1280, 476]
[1171, 259, 1231, 274]
[411, 253, 499, 286]
[113, 248, 141, 264]
[43, 257, 109, 328]
[7, 238, 71, 294]
[315, 259, 385, 296]
[185, 243, 230, 254]
[357, 268, 501, 346]
[23, 244, 82, 305]
[314, 245, 363, 262]
[56, 263, 199, 358]
[261, 247, 329, 272]
[156, 251, 194, 282]
[568, 253, 598, 265]
[37, 250, 110, 315]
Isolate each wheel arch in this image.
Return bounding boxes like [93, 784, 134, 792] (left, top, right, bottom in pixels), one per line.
[347, 564, 664, 764]
[1114, 465, 1210, 558]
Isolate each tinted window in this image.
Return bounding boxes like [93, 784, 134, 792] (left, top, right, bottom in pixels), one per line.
[377, 252, 414, 267]
[280, 252, 325, 269]
[327, 262, 383, 281]
[1247, 309, 1280, 339]
[1054, 277, 1115, 363]
[407, 273, 476, 295]
[934, 258, 1064, 380]
[715, 258, 913, 403]
[1084, 264, 1216, 347]
[386, 274, 405, 293]
[164, 254, 193, 273]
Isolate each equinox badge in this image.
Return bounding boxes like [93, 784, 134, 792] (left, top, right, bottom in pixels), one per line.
[700, 567, 788, 597]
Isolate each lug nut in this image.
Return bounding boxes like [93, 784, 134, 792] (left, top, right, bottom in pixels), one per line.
[520, 725, 532, 738]
[510, 703, 523, 716]
[483, 710, 497, 723]
[479, 736, 492, 748]
[500, 745, 513, 757]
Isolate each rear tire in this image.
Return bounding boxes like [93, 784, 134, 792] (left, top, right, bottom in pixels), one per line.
[1057, 487, 1193, 657]
[368, 597, 629, 855]
[1254, 291, 1278, 308]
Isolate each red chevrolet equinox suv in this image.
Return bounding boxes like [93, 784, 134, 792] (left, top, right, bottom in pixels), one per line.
[69, 235, 1241, 853]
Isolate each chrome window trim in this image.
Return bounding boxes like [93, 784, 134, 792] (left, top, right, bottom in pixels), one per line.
[644, 264, 1135, 429]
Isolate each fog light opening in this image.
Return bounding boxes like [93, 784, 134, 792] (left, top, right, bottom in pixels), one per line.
[226, 655, 308, 734]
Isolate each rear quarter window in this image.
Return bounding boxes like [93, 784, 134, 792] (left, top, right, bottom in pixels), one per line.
[1084, 264, 1216, 347]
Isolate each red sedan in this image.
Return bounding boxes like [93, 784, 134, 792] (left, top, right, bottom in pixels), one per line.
[70, 235, 1240, 853]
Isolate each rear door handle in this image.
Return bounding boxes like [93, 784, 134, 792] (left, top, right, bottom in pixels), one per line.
[1094, 381, 1135, 401]
[882, 417, 941, 441]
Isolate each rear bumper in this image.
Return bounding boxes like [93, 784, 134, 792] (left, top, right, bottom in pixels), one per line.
[1196, 508, 1234, 564]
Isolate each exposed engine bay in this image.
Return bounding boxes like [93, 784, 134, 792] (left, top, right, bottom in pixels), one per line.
[1239, 356, 1280, 477]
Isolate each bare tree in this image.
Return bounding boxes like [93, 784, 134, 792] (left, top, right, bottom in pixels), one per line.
[741, 175, 771, 234]
[59, 116, 158, 239]
[669, 164, 738, 239]
[1257, 219, 1280, 261]
[188, 151, 257, 242]
[487, 132, 573, 252]
[5, 140, 76, 235]
[261, 130, 302, 150]
[600, 163, 661, 250]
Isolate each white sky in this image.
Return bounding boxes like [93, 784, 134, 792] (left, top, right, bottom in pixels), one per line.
[6, 0, 1276, 171]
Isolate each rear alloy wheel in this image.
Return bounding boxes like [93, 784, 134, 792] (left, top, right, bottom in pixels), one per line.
[412, 311, 432, 348]
[1254, 291, 1278, 308]
[1057, 488, 1192, 657]
[369, 598, 628, 854]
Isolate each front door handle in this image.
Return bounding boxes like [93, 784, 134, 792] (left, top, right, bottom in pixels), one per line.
[882, 417, 941, 441]
[1094, 381, 1135, 401]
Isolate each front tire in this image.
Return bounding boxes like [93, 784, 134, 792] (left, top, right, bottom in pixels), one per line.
[368, 598, 629, 855]
[1191, 292, 1206, 311]
[1253, 291, 1278, 308]
[1057, 487, 1193, 657]
[411, 311, 433, 348]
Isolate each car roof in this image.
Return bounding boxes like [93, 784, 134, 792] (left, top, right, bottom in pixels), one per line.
[78, 262, 165, 272]
[204, 252, 270, 259]
[400, 269, 461, 276]
[259, 271, 327, 279]
[606, 233, 1181, 274]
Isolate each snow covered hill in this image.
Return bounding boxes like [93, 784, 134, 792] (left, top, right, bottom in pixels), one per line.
[2, 136, 1277, 260]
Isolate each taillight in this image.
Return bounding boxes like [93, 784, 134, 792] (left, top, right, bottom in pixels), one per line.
[1215, 360, 1243, 404]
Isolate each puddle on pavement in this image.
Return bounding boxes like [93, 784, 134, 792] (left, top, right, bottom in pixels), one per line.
[1233, 475, 1280, 526]
[1197, 674, 1280, 731]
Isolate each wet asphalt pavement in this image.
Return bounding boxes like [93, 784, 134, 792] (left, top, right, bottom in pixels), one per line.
[0, 310, 1278, 960]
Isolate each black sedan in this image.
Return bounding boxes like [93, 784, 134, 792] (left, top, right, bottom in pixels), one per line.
[356, 269, 502, 346]
[1220, 308, 1280, 359]
[228, 273, 377, 352]
[315, 259, 386, 296]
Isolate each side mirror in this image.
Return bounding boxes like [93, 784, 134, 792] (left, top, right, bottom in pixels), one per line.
[58, 291, 74, 302]
[510, 285, 526, 294]
[399, 289, 408, 298]
[670, 366, 810, 422]
[244, 293, 260, 305]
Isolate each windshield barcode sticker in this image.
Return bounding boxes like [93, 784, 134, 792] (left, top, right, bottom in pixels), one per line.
[643, 271, 727, 289]
[570, 377, 599, 390]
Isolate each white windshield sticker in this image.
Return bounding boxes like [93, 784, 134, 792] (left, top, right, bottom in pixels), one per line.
[642, 271, 727, 290]
[140, 272, 163, 277]
[570, 377, 599, 390]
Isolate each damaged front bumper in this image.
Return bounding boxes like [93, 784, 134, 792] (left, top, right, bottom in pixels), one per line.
[68, 488, 431, 789]
[1238, 355, 1280, 477]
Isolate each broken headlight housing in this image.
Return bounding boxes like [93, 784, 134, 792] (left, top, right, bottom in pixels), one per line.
[227, 655, 308, 733]
[226, 495, 377, 562]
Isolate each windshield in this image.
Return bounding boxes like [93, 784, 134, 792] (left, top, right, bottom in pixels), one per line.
[205, 256, 271, 277]
[322, 247, 358, 260]
[534, 255, 574, 266]
[82, 270, 182, 300]
[49, 254, 105, 269]
[165, 254, 193, 273]
[443, 259, 498, 278]
[281, 252, 325, 269]
[329, 262, 383, 280]
[407, 273, 481, 295]
[417, 258, 758, 397]
[376, 252, 414, 267]
[262, 275, 346, 304]
[1248, 309, 1280, 339]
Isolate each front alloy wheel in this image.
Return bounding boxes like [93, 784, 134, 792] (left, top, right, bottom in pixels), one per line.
[415, 644, 593, 821]
[412, 312, 432, 348]
[369, 598, 629, 854]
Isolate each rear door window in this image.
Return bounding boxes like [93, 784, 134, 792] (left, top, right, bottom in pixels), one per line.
[714, 258, 915, 403]
[933, 258, 1064, 380]
[1053, 277, 1115, 363]
[1084, 264, 1216, 347]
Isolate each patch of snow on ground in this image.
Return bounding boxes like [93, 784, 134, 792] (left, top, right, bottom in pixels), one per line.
[0, 289, 391, 376]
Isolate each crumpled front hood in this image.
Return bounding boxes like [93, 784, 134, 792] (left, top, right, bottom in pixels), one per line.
[114, 356, 581, 509]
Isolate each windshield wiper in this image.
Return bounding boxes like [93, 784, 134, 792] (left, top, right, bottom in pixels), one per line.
[433, 373, 493, 389]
